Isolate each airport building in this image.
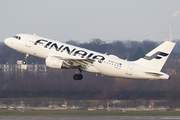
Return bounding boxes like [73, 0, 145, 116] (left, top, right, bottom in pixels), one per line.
[0, 60, 47, 74]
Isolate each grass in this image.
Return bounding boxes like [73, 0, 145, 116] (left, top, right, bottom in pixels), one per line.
[0, 109, 180, 116]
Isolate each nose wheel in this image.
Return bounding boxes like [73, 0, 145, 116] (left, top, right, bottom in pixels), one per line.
[22, 60, 27, 65]
[22, 54, 29, 65]
[73, 69, 83, 80]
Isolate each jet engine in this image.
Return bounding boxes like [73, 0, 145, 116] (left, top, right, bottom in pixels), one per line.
[45, 56, 63, 69]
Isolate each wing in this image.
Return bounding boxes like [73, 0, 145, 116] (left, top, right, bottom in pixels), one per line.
[46, 53, 100, 73]
[55, 55, 95, 69]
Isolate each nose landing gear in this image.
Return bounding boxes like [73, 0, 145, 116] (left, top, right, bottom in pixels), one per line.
[22, 54, 29, 65]
[73, 69, 83, 80]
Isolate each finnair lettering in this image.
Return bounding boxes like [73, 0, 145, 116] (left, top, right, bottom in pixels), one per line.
[73, 50, 87, 58]
[34, 39, 105, 61]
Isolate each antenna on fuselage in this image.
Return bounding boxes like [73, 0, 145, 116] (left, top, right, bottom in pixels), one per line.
[34, 33, 36, 36]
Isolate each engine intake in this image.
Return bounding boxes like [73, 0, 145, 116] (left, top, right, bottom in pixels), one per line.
[45, 56, 63, 69]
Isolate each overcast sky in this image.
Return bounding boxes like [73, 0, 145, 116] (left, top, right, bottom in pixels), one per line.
[0, 0, 180, 42]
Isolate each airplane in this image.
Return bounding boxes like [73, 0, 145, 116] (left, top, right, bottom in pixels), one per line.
[4, 34, 175, 80]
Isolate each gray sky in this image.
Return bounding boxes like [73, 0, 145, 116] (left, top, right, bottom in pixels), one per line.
[0, 0, 180, 42]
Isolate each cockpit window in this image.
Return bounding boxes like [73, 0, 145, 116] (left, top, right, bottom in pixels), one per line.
[13, 35, 21, 40]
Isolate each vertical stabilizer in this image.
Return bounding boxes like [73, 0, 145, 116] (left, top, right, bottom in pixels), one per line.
[134, 41, 175, 71]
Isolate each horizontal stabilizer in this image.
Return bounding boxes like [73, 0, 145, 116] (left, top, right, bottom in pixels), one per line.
[145, 71, 164, 76]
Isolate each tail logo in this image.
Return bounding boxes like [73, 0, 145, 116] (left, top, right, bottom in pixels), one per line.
[144, 52, 168, 60]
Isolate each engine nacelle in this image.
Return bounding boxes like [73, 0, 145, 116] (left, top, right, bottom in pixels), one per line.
[45, 56, 63, 69]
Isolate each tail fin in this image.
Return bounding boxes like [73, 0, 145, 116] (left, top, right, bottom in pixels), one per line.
[134, 41, 176, 71]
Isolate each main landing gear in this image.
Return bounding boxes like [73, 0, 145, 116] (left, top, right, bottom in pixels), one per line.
[22, 54, 29, 65]
[73, 69, 83, 80]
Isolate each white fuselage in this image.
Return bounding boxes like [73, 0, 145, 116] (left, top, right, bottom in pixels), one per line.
[4, 34, 170, 80]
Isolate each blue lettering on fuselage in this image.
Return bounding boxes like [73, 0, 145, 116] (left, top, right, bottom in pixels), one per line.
[61, 46, 75, 54]
[44, 42, 52, 48]
[34, 39, 48, 45]
[34, 39, 105, 61]
[73, 50, 87, 58]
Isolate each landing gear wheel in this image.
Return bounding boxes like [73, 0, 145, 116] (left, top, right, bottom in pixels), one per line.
[22, 54, 29, 65]
[22, 60, 27, 65]
[78, 74, 83, 80]
[73, 74, 79, 80]
[73, 74, 83, 80]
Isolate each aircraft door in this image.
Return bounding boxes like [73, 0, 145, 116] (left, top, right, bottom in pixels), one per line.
[126, 64, 134, 75]
[25, 36, 33, 47]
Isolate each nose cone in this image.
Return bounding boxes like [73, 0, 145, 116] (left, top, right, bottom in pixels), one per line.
[4, 38, 12, 47]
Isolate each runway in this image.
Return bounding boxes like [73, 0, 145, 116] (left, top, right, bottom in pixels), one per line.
[0, 116, 180, 120]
